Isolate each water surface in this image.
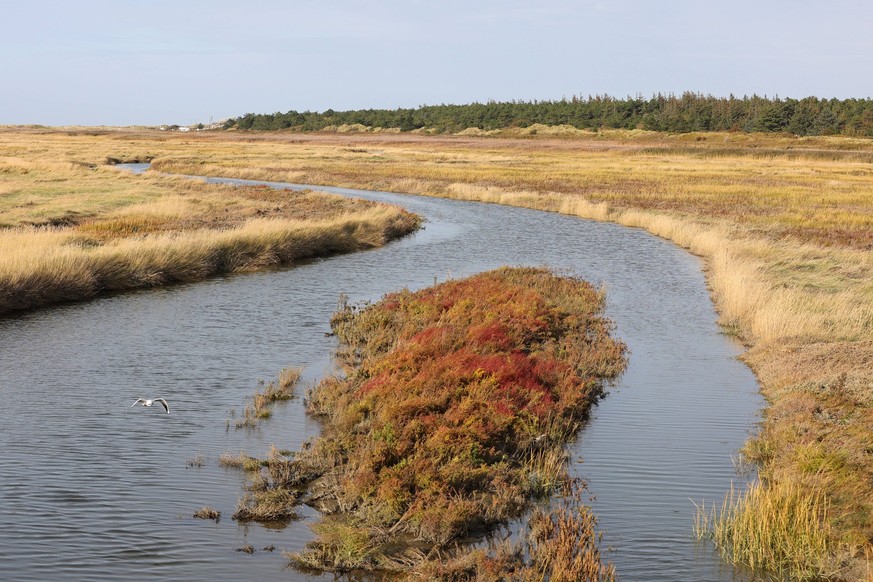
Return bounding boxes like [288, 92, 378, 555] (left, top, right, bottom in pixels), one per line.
[0, 167, 762, 580]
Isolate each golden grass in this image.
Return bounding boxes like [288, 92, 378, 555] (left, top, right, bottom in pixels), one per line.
[695, 481, 836, 579]
[0, 209, 417, 313]
[0, 129, 420, 313]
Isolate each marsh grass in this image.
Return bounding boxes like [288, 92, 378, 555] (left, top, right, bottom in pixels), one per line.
[7, 127, 872, 574]
[234, 367, 302, 429]
[218, 451, 261, 472]
[406, 481, 615, 581]
[288, 516, 389, 572]
[0, 208, 419, 314]
[694, 481, 836, 580]
[283, 268, 626, 574]
[0, 130, 420, 313]
[232, 446, 301, 523]
[521, 486, 616, 582]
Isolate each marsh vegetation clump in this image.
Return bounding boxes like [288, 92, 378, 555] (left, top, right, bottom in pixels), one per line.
[267, 267, 626, 575]
[408, 480, 616, 582]
[230, 445, 311, 524]
[233, 367, 302, 429]
[218, 451, 261, 471]
[695, 480, 838, 580]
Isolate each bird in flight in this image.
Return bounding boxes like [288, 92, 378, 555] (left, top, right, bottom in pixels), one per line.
[131, 398, 170, 414]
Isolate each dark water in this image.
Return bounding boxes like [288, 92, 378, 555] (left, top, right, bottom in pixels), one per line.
[0, 165, 762, 581]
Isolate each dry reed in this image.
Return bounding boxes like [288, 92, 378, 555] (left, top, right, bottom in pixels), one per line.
[695, 481, 836, 580]
[0, 209, 418, 313]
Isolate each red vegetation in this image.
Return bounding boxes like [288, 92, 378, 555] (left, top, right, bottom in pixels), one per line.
[293, 267, 626, 572]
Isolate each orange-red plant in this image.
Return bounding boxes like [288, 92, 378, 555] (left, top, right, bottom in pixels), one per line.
[289, 267, 626, 572]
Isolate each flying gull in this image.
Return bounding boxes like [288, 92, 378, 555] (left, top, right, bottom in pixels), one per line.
[131, 398, 170, 414]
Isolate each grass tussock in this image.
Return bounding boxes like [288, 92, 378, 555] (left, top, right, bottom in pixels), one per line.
[218, 451, 261, 472]
[234, 367, 302, 428]
[695, 481, 838, 580]
[282, 267, 627, 574]
[232, 446, 301, 524]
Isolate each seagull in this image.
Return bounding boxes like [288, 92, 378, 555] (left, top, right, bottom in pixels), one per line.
[131, 398, 170, 414]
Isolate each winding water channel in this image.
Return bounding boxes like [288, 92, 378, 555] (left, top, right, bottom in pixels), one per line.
[0, 166, 763, 581]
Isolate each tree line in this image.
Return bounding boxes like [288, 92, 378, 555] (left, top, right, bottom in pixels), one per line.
[225, 93, 873, 136]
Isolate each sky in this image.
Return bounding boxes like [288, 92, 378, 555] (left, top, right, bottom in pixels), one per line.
[1, 0, 872, 126]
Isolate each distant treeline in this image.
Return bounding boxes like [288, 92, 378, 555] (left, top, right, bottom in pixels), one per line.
[226, 93, 873, 136]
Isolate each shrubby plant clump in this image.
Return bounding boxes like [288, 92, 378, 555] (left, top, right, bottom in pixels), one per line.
[240, 267, 626, 577]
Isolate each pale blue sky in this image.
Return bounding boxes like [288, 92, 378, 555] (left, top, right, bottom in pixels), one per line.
[2, 0, 871, 126]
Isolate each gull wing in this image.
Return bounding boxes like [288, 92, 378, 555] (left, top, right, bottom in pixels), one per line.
[131, 398, 145, 407]
[154, 398, 170, 414]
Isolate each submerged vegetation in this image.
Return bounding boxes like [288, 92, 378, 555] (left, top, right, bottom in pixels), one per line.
[236, 267, 626, 577]
[232, 367, 302, 429]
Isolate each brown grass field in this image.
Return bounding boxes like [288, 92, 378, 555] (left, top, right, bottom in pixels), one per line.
[3, 126, 872, 578]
